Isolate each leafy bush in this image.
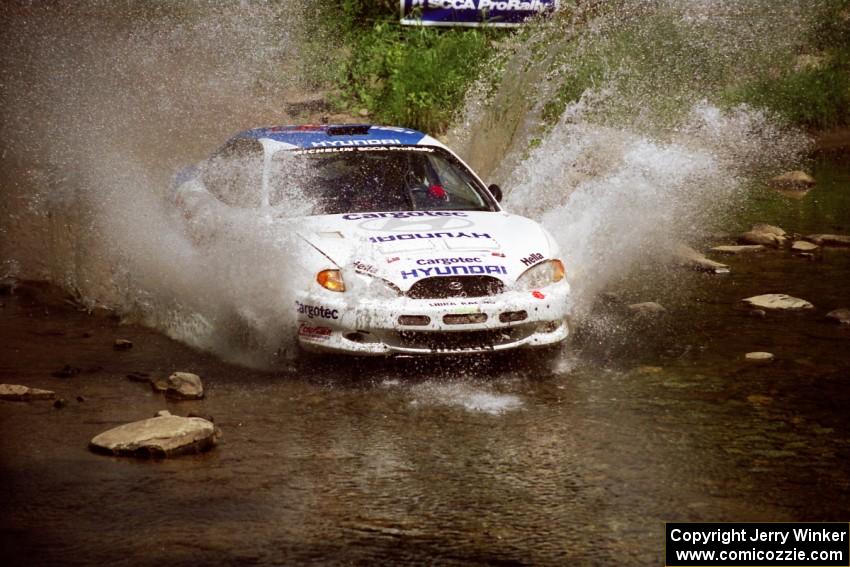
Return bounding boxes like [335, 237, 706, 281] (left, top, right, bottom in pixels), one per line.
[313, 1, 497, 133]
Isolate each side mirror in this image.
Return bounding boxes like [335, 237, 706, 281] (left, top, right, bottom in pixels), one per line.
[487, 183, 503, 203]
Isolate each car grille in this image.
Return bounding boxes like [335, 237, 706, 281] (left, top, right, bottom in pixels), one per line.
[406, 276, 504, 299]
[397, 328, 516, 352]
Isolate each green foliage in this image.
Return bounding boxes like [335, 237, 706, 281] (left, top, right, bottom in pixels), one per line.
[729, 56, 850, 129]
[340, 23, 493, 132]
[314, 1, 497, 133]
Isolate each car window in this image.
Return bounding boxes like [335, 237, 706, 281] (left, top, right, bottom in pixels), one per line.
[268, 147, 495, 215]
[202, 138, 263, 208]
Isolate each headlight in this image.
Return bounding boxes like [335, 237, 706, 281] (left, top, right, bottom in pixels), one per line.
[515, 259, 565, 291]
[317, 269, 346, 292]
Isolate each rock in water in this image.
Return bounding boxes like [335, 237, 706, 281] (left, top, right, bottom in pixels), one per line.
[0, 384, 56, 401]
[113, 339, 133, 351]
[826, 308, 850, 325]
[791, 240, 819, 252]
[739, 224, 787, 247]
[745, 352, 775, 363]
[741, 294, 814, 311]
[165, 372, 204, 400]
[710, 245, 766, 255]
[90, 415, 217, 458]
[805, 234, 850, 247]
[751, 223, 786, 237]
[672, 244, 729, 273]
[769, 170, 815, 189]
[627, 302, 667, 316]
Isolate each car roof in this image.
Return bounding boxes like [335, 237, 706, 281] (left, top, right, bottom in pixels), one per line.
[232, 124, 441, 150]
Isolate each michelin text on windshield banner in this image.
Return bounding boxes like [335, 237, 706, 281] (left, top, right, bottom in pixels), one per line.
[665, 522, 849, 566]
[400, 0, 558, 27]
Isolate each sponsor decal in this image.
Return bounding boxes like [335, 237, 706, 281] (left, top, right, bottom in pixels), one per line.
[298, 324, 332, 341]
[369, 231, 492, 243]
[294, 146, 433, 155]
[521, 252, 544, 267]
[532, 290, 545, 299]
[415, 257, 481, 266]
[343, 211, 467, 220]
[310, 138, 401, 148]
[352, 260, 378, 275]
[359, 215, 474, 232]
[401, 265, 507, 280]
[400, 0, 558, 28]
[428, 299, 494, 307]
[386, 256, 401, 264]
[295, 301, 340, 320]
[491, 252, 506, 257]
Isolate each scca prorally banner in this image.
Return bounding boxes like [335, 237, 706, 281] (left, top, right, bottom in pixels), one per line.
[400, 0, 558, 27]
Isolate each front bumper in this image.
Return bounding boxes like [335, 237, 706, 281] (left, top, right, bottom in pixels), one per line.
[295, 282, 570, 356]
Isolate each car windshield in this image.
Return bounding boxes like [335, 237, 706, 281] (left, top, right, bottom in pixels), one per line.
[268, 147, 496, 214]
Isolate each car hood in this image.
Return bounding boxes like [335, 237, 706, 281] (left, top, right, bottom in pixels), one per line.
[294, 211, 554, 292]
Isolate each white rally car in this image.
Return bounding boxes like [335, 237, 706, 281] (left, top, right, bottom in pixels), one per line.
[172, 124, 570, 356]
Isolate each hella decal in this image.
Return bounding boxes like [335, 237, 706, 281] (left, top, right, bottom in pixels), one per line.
[401, 265, 507, 280]
[352, 260, 378, 275]
[415, 257, 481, 266]
[295, 301, 340, 320]
[521, 252, 544, 267]
[369, 232, 491, 243]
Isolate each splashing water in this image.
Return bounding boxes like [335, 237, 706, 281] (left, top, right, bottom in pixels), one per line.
[0, 1, 819, 367]
[448, 0, 814, 315]
[0, 2, 313, 367]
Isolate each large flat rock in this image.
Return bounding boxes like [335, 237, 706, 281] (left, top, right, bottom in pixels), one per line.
[805, 234, 850, 247]
[741, 294, 814, 311]
[0, 384, 56, 401]
[90, 415, 217, 458]
[711, 245, 766, 255]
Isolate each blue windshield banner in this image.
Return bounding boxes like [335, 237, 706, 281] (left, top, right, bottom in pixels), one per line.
[400, 0, 558, 27]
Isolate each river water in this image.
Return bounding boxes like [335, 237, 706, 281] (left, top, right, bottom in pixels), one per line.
[2, 2, 850, 564]
[2, 151, 848, 565]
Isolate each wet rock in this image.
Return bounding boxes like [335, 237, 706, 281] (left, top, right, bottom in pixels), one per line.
[51, 364, 81, 378]
[164, 372, 204, 400]
[0, 384, 56, 401]
[741, 294, 814, 311]
[89, 415, 217, 458]
[751, 223, 786, 237]
[791, 240, 819, 252]
[636, 366, 664, 375]
[805, 234, 850, 247]
[739, 224, 787, 248]
[710, 245, 766, 254]
[126, 371, 150, 383]
[825, 308, 850, 325]
[150, 377, 168, 392]
[113, 339, 133, 351]
[76, 395, 86, 403]
[769, 170, 815, 189]
[745, 352, 775, 363]
[672, 244, 729, 273]
[748, 309, 767, 318]
[53, 398, 68, 409]
[155, 410, 172, 417]
[627, 302, 667, 316]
